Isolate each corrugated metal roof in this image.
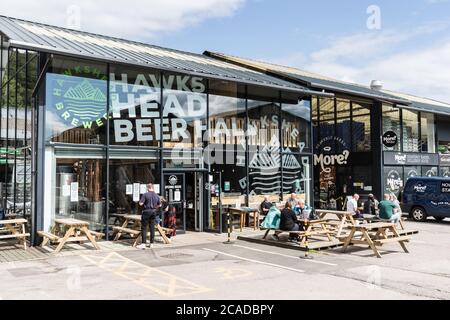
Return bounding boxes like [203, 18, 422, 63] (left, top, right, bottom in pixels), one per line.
[381, 89, 450, 116]
[0, 15, 314, 94]
[204, 51, 415, 105]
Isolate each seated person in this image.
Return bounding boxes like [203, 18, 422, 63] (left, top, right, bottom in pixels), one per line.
[378, 194, 402, 224]
[260, 206, 281, 231]
[363, 194, 379, 216]
[287, 193, 299, 210]
[297, 199, 313, 220]
[280, 202, 305, 241]
[347, 193, 363, 219]
[260, 195, 272, 216]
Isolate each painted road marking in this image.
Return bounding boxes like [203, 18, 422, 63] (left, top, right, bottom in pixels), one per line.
[214, 267, 253, 279]
[233, 244, 338, 266]
[203, 248, 305, 273]
[81, 252, 211, 297]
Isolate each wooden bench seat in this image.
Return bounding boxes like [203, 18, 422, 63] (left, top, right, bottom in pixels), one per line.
[88, 230, 105, 239]
[112, 226, 141, 235]
[0, 233, 30, 240]
[373, 235, 411, 246]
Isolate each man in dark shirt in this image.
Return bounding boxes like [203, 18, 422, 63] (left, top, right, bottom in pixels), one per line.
[137, 183, 160, 249]
[260, 195, 272, 217]
[280, 202, 304, 241]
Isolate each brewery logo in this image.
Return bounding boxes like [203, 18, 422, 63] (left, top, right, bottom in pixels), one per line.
[47, 66, 107, 129]
[383, 131, 398, 148]
[386, 169, 403, 191]
[168, 175, 178, 186]
[314, 136, 350, 174]
[413, 184, 427, 193]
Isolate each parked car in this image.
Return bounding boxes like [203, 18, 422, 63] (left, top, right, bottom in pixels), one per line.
[402, 177, 450, 222]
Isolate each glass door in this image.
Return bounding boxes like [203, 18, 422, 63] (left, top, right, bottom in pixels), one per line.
[163, 173, 186, 232]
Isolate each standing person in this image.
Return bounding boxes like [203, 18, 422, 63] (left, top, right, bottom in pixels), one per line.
[347, 193, 363, 219]
[363, 194, 379, 216]
[137, 183, 160, 249]
[379, 194, 401, 224]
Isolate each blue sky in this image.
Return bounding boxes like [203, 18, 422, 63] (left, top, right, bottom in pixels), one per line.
[1, 0, 450, 102]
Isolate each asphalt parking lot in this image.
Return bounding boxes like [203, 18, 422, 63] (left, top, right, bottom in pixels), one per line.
[0, 217, 449, 300]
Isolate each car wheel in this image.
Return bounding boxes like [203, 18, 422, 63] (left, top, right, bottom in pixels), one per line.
[434, 216, 445, 222]
[411, 207, 427, 222]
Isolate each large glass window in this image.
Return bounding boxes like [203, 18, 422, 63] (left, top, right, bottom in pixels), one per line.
[402, 109, 420, 152]
[109, 65, 161, 146]
[162, 73, 207, 150]
[45, 56, 107, 145]
[248, 99, 281, 204]
[382, 104, 401, 151]
[383, 166, 404, 196]
[352, 102, 371, 152]
[420, 112, 435, 153]
[208, 80, 247, 208]
[53, 156, 106, 232]
[317, 97, 335, 152]
[282, 154, 311, 205]
[335, 99, 351, 153]
[108, 153, 160, 218]
[281, 98, 311, 153]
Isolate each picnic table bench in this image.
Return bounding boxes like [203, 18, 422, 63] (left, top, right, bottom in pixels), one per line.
[113, 214, 172, 246]
[228, 207, 260, 231]
[0, 218, 29, 250]
[38, 218, 104, 253]
[342, 222, 410, 258]
[262, 219, 334, 246]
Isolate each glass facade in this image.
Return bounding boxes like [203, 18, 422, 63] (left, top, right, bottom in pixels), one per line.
[34, 56, 313, 237]
[313, 96, 373, 209]
[381, 104, 442, 196]
[1, 38, 36, 226]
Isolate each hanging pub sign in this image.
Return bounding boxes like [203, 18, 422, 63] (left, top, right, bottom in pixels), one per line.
[384, 152, 439, 166]
[382, 131, 398, 148]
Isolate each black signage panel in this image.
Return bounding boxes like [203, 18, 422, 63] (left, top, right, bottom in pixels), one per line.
[384, 152, 439, 166]
[382, 131, 398, 148]
[440, 154, 450, 166]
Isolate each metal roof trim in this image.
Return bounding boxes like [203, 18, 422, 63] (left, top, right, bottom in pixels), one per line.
[308, 81, 411, 105]
[8, 41, 313, 95]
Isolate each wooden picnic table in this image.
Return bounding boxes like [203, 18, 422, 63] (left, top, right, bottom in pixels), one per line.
[228, 207, 259, 231]
[39, 218, 102, 253]
[0, 218, 29, 250]
[263, 218, 334, 246]
[113, 214, 171, 246]
[315, 209, 357, 238]
[341, 222, 410, 258]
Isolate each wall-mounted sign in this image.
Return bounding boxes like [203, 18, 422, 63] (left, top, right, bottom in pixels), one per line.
[224, 181, 231, 192]
[382, 131, 398, 148]
[440, 154, 450, 165]
[385, 169, 403, 191]
[384, 152, 439, 166]
[314, 136, 350, 173]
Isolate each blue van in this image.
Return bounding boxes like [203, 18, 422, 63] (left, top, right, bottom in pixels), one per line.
[402, 177, 450, 222]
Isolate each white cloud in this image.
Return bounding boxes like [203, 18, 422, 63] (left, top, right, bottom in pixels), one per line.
[274, 23, 450, 103]
[0, 0, 244, 40]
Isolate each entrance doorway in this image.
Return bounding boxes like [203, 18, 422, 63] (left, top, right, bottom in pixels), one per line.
[163, 171, 205, 232]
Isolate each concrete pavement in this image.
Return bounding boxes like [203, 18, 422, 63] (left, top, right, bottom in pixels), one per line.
[0, 218, 449, 300]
